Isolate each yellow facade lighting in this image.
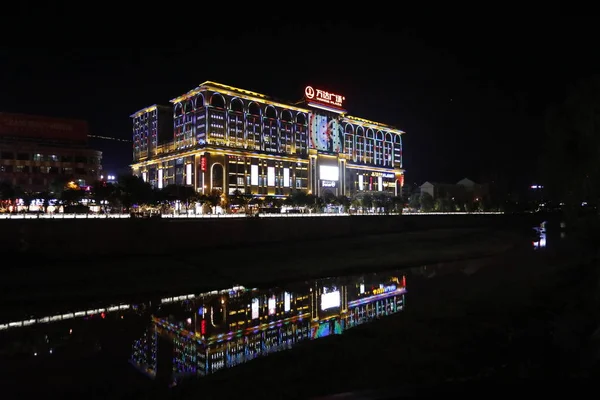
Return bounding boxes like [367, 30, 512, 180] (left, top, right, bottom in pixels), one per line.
[130, 105, 158, 118]
[130, 146, 310, 169]
[169, 81, 310, 113]
[343, 115, 405, 135]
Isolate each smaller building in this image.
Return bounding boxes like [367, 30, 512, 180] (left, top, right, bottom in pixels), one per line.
[0, 112, 102, 193]
[420, 178, 488, 202]
[131, 105, 173, 162]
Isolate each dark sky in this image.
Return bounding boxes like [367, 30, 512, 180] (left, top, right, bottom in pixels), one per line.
[1, 11, 597, 191]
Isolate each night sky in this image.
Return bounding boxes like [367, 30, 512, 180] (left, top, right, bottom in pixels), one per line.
[1, 12, 597, 192]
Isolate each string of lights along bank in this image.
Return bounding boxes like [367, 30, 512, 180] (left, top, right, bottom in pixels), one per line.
[130, 82, 405, 198]
[88, 134, 131, 143]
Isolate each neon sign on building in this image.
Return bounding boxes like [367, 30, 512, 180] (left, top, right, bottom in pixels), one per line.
[305, 86, 345, 109]
[371, 285, 397, 296]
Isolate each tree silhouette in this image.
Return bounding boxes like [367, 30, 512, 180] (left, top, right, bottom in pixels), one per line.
[541, 75, 600, 219]
[1, 182, 15, 201]
[117, 174, 154, 212]
[229, 190, 253, 214]
[92, 180, 116, 213]
[408, 192, 420, 209]
[420, 192, 434, 212]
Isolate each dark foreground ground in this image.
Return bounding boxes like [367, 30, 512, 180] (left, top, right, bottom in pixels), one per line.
[3, 225, 600, 398]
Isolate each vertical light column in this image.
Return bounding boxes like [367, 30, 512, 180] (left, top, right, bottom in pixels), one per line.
[309, 155, 317, 195]
[185, 163, 192, 186]
[283, 167, 290, 188]
[339, 159, 345, 197]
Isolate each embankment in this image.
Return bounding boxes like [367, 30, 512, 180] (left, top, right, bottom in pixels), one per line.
[3, 213, 549, 257]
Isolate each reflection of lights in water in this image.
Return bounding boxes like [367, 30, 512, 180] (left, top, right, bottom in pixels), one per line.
[533, 223, 547, 249]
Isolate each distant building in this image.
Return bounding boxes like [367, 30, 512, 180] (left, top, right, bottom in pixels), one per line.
[420, 178, 488, 202]
[0, 112, 102, 192]
[131, 105, 173, 161]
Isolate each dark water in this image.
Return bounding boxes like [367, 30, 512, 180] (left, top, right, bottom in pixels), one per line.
[0, 268, 408, 391]
[0, 221, 560, 396]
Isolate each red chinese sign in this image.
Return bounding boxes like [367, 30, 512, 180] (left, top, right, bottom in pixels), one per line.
[305, 86, 345, 109]
[200, 156, 206, 171]
[0, 112, 88, 142]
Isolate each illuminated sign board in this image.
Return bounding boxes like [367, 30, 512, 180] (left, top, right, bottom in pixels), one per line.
[284, 292, 291, 312]
[369, 172, 395, 179]
[305, 86, 345, 109]
[321, 290, 341, 311]
[319, 165, 339, 181]
[322, 180, 336, 188]
[372, 284, 397, 296]
[251, 298, 259, 319]
[200, 156, 207, 172]
[268, 296, 276, 315]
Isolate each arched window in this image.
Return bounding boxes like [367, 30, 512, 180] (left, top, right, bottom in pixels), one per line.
[344, 124, 354, 160]
[228, 98, 245, 147]
[210, 93, 226, 109]
[174, 103, 183, 117]
[248, 102, 261, 116]
[393, 135, 402, 168]
[365, 129, 374, 163]
[265, 105, 277, 119]
[211, 163, 224, 192]
[281, 110, 292, 121]
[355, 126, 364, 163]
[384, 132, 393, 167]
[263, 107, 278, 153]
[230, 98, 244, 113]
[184, 100, 193, 114]
[280, 110, 293, 154]
[194, 94, 205, 110]
[295, 113, 307, 155]
[247, 102, 262, 151]
[374, 130, 384, 165]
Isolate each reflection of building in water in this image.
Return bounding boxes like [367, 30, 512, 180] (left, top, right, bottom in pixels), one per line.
[130, 323, 157, 378]
[533, 221, 547, 249]
[131, 274, 406, 382]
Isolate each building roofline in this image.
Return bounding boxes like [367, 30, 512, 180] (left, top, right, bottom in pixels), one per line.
[342, 115, 405, 135]
[130, 105, 158, 118]
[136, 82, 405, 133]
[169, 81, 311, 113]
[129, 104, 172, 119]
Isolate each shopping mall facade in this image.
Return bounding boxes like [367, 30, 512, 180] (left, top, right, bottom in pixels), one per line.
[130, 81, 404, 198]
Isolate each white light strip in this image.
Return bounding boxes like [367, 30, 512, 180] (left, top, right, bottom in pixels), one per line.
[306, 102, 346, 114]
[0, 212, 503, 221]
[1, 303, 131, 332]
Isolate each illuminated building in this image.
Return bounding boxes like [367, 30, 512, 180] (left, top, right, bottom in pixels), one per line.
[130, 81, 404, 197]
[0, 112, 102, 192]
[131, 273, 407, 382]
[131, 105, 173, 162]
